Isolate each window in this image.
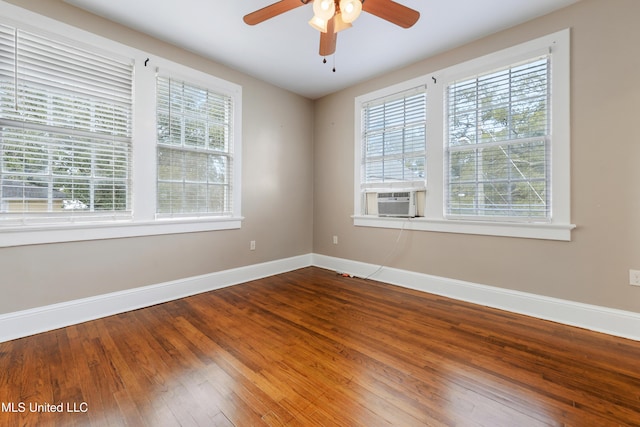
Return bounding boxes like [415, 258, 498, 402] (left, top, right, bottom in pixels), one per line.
[156, 76, 234, 217]
[0, 2, 242, 247]
[354, 30, 573, 240]
[361, 86, 426, 189]
[446, 57, 550, 220]
[0, 24, 133, 224]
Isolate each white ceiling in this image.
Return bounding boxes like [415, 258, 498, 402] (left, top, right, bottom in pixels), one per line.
[64, 0, 579, 99]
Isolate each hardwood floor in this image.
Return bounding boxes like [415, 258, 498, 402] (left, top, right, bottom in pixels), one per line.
[1, 266, 640, 426]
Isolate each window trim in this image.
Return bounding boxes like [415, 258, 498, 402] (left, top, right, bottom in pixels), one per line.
[0, 2, 243, 248]
[354, 29, 574, 241]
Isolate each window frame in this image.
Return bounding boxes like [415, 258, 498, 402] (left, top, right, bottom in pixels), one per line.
[360, 84, 427, 190]
[155, 72, 238, 219]
[354, 29, 574, 241]
[0, 25, 135, 223]
[354, 75, 429, 215]
[445, 55, 551, 221]
[0, 3, 242, 248]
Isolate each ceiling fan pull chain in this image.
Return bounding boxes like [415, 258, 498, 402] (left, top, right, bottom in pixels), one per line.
[322, 55, 336, 72]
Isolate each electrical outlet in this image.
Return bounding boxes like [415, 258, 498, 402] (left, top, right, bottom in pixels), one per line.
[333, 235, 338, 245]
[629, 269, 640, 286]
[250, 240, 256, 251]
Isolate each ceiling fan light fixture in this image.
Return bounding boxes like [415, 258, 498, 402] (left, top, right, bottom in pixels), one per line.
[334, 13, 353, 32]
[339, 0, 362, 23]
[312, 0, 336, 20]
[243, 0, 420, 58]
[309, 15, 329, 32]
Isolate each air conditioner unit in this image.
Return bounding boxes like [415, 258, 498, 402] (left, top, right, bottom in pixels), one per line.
[377, 191, 416, 218]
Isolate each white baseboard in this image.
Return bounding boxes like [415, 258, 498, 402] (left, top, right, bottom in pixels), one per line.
[0, 254, 312, 343]
[2, 252, 639, 343]
[312, 254, 640, 342]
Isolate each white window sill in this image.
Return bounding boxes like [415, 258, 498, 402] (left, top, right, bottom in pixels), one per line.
[0, 217, 243, 248]
[353, 215, 575, 241]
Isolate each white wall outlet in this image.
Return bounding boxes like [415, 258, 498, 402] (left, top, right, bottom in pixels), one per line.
[629, 269, 640, 286]
[250, 240, 256, 251]
[333, 235, 338, 245]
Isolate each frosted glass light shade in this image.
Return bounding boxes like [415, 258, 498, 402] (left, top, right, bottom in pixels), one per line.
[339, 0, 362, 23]
[309, 15, 328, 32]
[312, 0, 336, 20]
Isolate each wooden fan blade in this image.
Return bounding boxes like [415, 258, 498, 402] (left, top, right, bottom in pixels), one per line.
[319, 15, 337, 56]
[362, 0, 420, 28]
[243, 0, 308, 25]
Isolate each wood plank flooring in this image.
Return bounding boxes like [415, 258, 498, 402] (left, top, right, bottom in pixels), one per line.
[1, 266, 640, 426]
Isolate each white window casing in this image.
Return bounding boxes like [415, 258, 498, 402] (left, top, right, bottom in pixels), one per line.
[0, 2, 242, 247]
[354, 29, 574, 240]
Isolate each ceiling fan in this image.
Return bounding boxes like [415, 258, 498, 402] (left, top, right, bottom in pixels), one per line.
[243, 0, 420, 57]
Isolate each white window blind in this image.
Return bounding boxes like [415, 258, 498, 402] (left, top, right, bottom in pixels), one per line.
[156, 76, 234, 217]
[446, 56, 550, 220]
[361, 86, 426, 188]
[0, 24, 133, 224]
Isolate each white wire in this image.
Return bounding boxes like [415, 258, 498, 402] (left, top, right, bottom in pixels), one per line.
[364, 219, 408, 280]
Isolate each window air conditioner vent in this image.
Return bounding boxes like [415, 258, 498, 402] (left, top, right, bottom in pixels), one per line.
[377, 191, 416, 218]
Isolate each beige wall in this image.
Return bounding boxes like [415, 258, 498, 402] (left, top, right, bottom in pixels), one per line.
[313, 0, 640, 313]
[0, 0, 314, 314]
